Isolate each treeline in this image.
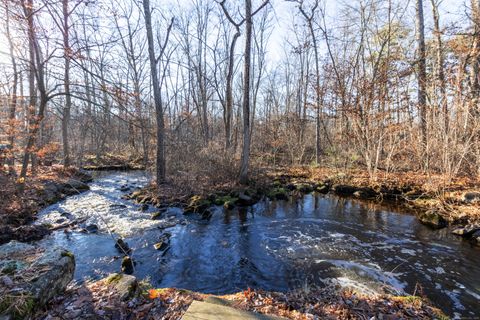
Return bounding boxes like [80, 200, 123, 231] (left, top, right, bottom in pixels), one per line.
[0, 0, 479, 185]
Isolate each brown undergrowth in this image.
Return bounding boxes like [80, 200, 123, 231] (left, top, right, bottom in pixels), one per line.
[37, 278, 447, 320]
[0, 165, 91, 244]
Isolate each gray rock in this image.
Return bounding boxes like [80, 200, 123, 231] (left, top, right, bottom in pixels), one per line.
[139, 204, 149, 212]
[61, 179, 90, 196]
[121, 256, 134, 274]
[418, 211, 447, 229]
[452, 224, 480, 237]
[332, 184, 358, 196]
[462, 192, 480, 203]
[105, 273, 138, 301]
[470, 230, 480, 244]
[85, 224, 99, 233]
[115, 238, 131, 254]
[0, 241, 75, 319]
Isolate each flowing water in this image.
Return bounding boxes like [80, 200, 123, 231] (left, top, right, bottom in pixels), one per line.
[36, 171, 480, 318]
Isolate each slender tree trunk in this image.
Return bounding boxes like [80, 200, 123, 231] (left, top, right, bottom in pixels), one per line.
[470, 0, 480, 175]
[62, 0, 72, 167]
[225, 30, 241, 149]
[415, 0, 428, 163]
[142, 0, 166, 184]
[20, 0, 37, 179]
[310, 20, 322, 165]
[430, 0, 448, 132]
[5, 1, 17, 173]
[239, 0, 253, 184]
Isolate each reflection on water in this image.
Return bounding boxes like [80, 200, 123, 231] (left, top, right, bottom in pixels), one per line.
[37, 171, 480, 318]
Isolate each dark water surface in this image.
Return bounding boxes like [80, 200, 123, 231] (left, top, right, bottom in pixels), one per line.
[37, 171, 480, 318]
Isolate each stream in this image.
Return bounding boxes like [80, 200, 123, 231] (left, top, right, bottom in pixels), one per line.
[35, 171, 480, 318]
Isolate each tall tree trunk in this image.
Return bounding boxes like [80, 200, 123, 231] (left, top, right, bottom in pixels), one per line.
[20, 0, 37, 179]
[225, 30, 240, 149]
[142, 0, 166, 184]
[471, 0, 480, 175]
[5, 0, 18, 173]
[62, 0, 72, 167]
[297, 0, 322, 164]
[430, 0, 448, 132]
[415, 0, 428, 163]
[310, 21, 321, 165]
[239, 0, 253, 185]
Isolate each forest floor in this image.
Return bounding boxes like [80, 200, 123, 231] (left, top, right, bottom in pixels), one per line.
[37, 274, 447, 320]
[0, 165, 92, 245]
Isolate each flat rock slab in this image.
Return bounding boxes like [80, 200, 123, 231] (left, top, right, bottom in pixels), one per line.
[182, 300, 284, 320]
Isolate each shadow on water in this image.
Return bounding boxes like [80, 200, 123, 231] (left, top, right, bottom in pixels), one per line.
[37, 171, 480, 318]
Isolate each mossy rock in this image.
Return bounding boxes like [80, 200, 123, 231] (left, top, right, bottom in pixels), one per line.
[353, 187, 377, 199]
[267, 187, 289, 200]
[315, 184, 330, 194]
[331, 184, 358, 195]
[184, 195, 211, 214]
[418, 211, 447, 229]
[105, 273, 123, 284]
[224, 200, 236, 209]
[121, 256, 135, 274]
[151, 208, 168, 219]
[105, 273, 138, 301]
[0, 241, 75, 319]
[295, 183, 314, 193]
[272, 180, 283, 187]
[213, 195, 238, 208]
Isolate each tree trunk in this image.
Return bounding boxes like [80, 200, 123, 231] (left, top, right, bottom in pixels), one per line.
[225, 30, 241, 149]
[5, 0, 18, 173]
[239, 0, 253, 185]
[62, 0, 72, 167]
[430, 0, 447, 132]
[415, 0, 428, 161]
[470, 0, 480, 175]
[142, 0, 166, 184]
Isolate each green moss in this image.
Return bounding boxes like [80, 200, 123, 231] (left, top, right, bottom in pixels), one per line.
[395, 295, 422, 304]
[272, 180, 283, 187]
[267, 187, 288, 200]
[431, 308, 450, 320]
[418, 211, 447, 229]
[184, 195, 211, 213]
[151, 211, 163, 220]
[61, 250, 74, 259]
[105, 273, 123, 284]
[213, 195, 239, 209]
[295, 183, 314, 193]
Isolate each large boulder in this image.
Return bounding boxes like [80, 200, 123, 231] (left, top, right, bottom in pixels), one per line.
[0, 241, 75, 319]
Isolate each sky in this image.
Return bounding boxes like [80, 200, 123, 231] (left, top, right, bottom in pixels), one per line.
[0, 0, 470, 73]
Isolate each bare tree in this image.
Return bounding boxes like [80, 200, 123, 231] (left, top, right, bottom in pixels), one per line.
[415, 0, 428, 165]
[142, 0, 173, 184]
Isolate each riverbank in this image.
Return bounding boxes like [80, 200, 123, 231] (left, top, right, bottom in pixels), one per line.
[128, 165, 480, 243]
[36, 273, 447, 320]
[0, 165, 92, 245]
